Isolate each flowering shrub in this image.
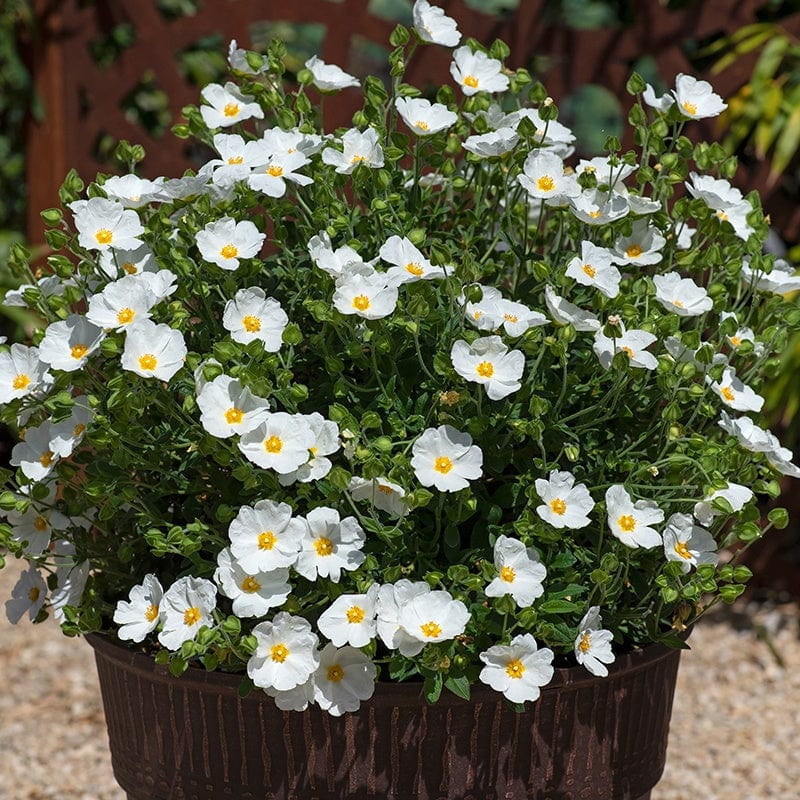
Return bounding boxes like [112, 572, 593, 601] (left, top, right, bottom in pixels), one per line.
[2, 0, 799, 713]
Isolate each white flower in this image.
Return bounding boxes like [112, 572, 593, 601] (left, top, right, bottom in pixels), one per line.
[713, 202, 754, 241]
[462, 127, 518, 157]
[653, 272, 713, 317]
[308, 231, 365, 277]
[395, 97, 457, 136]
[332, 264, 399, 320]
[248, 612, 320, 691]
[663, 513, 719, 574]
[605, 485, 664, 548]
[673, 74, 726, 120]
[574, 607, 616, 677]
[304, 55, 360, 91]
[196, 374, 270, 438]
[485, 535, 547, 607]
[158, 576, 217, 650]
[7, 500, 69, 555]
[461, 286, 547, 336]
[265, 678, 316, 712]
[685, 172, 743, 210]
[222, 287, 288, 350]
[395, 590, 470, 656]
[138, 269, 179, 301]
[121, 319, 187, 381]
[479, 633, 554, 703]
[450, 46, 509, 95]
[200, 81, 264, 128]
[379, 235, 450, 284]
[227, 39, 266, 74]
[765, 445, 800, 478]
[322, 128, 384, 174]
[49, 397, 93, 458]
[246, 150, 313, 197]
[214, 547, 291, 617]
[38, 315, 105, 372]
[4, 563, 47, 624]
[0, 344, 51, 404]
[277, 412, 340, 485]
[565, 241, 621, 298]
[294, 507, 366, 582]
[10, 420, 59, 481]
[544, 285, 600, 331]
[318, 585, 379, 647]
[570, 189, 629, 225]
[228, 499, 305, 573]
[207, 133, 262, 187]
[86, 275, 158, 331]
[50, 544, 90, 622]
[593, 325, 658, 370]
[195, 217, 265, 270]
[642, 83, 674, 112]
[71, 197, 145, 251]
[313, 644, 377, 716]
[534, 470, 594, 529]
[113, 574, 164, 642]
[718, 411, 779, 453]
[102, 174, 165, 208]
[693, 482, 754, 527]
[711, 367, 765, 413]
[375, 580, 431, 652]
[348, 476, 408, 518]
[412, 0, 461, 47]
[238, 412, 315, 473]
[610, 220, 666, 266]
[411, 424, 483, 492]
[450, 336, 524, 400]
[518, 149, 580, 205]
[741, 257, 800, 294]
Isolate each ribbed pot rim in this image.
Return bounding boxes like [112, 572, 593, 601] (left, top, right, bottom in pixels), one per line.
[86, 630, 685, 702]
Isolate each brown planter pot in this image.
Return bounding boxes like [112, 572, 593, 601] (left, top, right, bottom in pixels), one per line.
[87, 633, 682, 800]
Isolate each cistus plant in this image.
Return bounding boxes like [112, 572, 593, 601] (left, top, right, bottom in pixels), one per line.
[2, 0, 799, 714]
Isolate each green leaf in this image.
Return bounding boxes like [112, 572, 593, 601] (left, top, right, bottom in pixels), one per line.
[771, 102, 800, 179]
[538, 599, 582, 614]
[444, 674, 471, 701]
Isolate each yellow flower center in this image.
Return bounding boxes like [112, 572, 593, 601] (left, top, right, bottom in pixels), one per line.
[270, 643, 289, 662]
[588, 209, 602, 219]
[183, 606, 202, 626]
[28, 587, 40, 603]
[40, 450, 54, 468]
[73, 423, 86, 437]
[625, 244, 643, 258]
[122, 262, 137, 274]
[415, 120, 430, 131]
[225, 407, 244, 424]
[12, 373, 30, 390]
[434, 456, 453, 474]
[220, 243, 239, 260]
[463, 75, 479, 88]
[674, 541, 693, 560]
[314, 536, 334, 556]
[377, 484, 395, 495]
[730, 336, 742, 347]
[500, 565, 516, 583]
[351, 154, 368, 164]
[503, 313, 519, 323]
[327, 664, 344, 682]
[621, 346, 635, 359]
[267, 164, 284, 177]
[138, 354, 158, 371]
[681, 100, 697, 116]
[264, 435, 283, 453]
[70, 343, 89, 360]
[95, 228, 113, 245]
[578, 632, 592, 654]
[241, 575, 261, 593]
[617, 514, 636, 533]
[309, 446, 318, 456]
[352, 294, 371, 311]
[536, 175, 555, 192]
[117, 307, 135, 324]
[228, 156, 244, 165]
[346, 605, 365, 624]
[223, 102, 240, 117]
[258, 530, 276, 550]
[721, 387, 735, 402]
[582, 264, 596, 278]
[420, 620, 442, 638]
[473, 310, 483, 319]
[144, 604, 159, 622]
[550, 498, 567, 515]
[476, 361, 494, 378]
[505, 659, 525, 679]
[716, 210, 729, 222]
[33, 515, 48, 532]
[406, 262, 424, 276]
[242, 314, 261, 333]
[673, 299, 685, 308]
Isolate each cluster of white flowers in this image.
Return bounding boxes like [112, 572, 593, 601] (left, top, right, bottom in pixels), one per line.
[3, 0, 799, 713]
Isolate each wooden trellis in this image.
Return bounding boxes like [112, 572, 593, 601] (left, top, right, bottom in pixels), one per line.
[23, 0, 796, 243]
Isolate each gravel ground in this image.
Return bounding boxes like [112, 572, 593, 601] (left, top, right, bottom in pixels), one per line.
[1, 557, 798, 800]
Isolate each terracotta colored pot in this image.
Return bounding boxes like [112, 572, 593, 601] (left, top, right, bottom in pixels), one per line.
[87, 633, 682, 800]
